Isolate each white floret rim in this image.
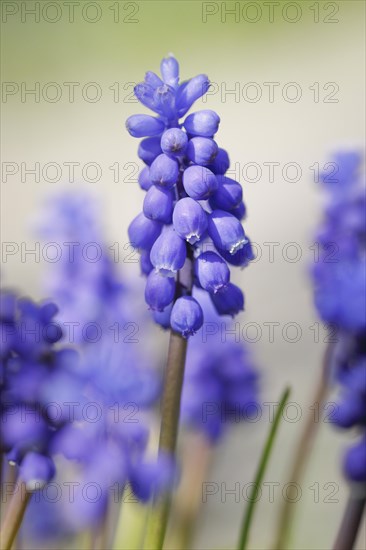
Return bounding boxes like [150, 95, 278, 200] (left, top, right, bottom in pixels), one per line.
[229, 237, 248, 255]
[155, 266, 176, 277]
[186, 233, 200, 245]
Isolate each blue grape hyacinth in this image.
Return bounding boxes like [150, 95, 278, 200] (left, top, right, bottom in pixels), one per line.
[27, 191, 176, 532]
[0, 290, 73, 489]
[312, 151, 366, 482]
[181, 290, 259, 442]
[126, 55, 254, 338]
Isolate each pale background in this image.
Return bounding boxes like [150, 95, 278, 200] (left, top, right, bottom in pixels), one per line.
[1, 1, 365, 548]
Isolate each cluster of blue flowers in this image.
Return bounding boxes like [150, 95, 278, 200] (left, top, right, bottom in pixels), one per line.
[35, 191, 131, 344]
[181, 290, 259, 442]
[312, 152, 366, 482]
[126, 56, 253, 337]
[0, 291, 69, 490]
[2, 191, 174, 537]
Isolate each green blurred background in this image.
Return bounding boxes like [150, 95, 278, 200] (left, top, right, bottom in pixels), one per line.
[1, 1, 365, 548]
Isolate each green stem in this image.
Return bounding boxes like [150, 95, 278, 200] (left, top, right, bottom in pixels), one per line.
[238, 387, 291, 550]
[0, 480, 31, 550]
[333, 492, 365, 550]
[158, 330, 188, 454]
[144, 330, 188, 550]
[144, 261, 193, 550]
[273, 342, 334, 549]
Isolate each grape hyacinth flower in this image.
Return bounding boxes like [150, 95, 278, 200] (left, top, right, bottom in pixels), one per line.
[0, 290, 71, 490]
[126, 55, 254, 338]
[126, 56, 255, 549]
[311, 151, 366, 483]
[181, 290, 259, 442]
[30, 191, 177, 533]
[194, 251, 230, 294]
[170, 296, 204, 338]
[36, 191, 155, 347]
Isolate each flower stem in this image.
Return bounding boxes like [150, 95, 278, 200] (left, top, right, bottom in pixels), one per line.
[238, 387, 291, 550]
[144, 329, 188, 550]
[273, 342, 334, 549]
[158, 330, 188, 454]
[144, 260, 193, 550]
[333, 492, 365, 550]
[0, 480, 31, 550]
[169, 433, 213, 549]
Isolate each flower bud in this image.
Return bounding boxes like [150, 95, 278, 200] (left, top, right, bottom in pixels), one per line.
[160, 55, 180, 88]
[210, 283, 244, 316]
[143, 185, 174, 223]
[19, 452, 56, 491]
[183, 166, 218, 200]
[128, 213, 162, 250]
[176, 75, 210, 116]
[210, 176, 243, 211]
[154, 85, 175, 119]
[173, 197, 208, 244]
[134, 84, 161, 114]
[138, 137, 162, 165]
[187, 137, 218, 166]
[208, 210, 247, 255]
[150, 229, 187, 276]
[195, 252, 230, 294]
[150, 154, 179, 189]
[183, 110, 220, 137]
[144, 71, 163, 89]
[161, 128, 188, 156]
[145, 271, 175, 311]
[138, 167, 154, 191]
[170, 296, 204, 337]
[208, 148, 230, 175]
[126, 114, 165, 138]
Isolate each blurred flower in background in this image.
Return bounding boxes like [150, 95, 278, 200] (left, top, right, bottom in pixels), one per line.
[13, 187, 260, 544]
[35, 191, 136, 343]
[181, 289, 259, 443]
[313, 151, 365, 331]
[312, 151, 366, 483]
[0, 292, 72, 488]
[3, 190, 176, 540]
